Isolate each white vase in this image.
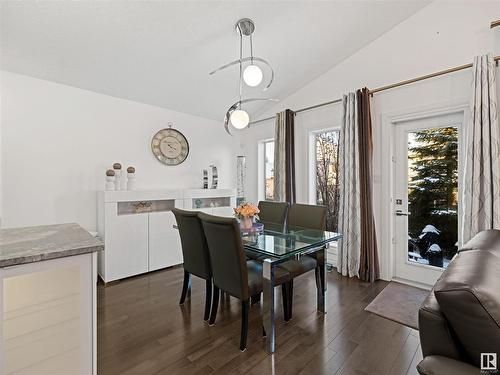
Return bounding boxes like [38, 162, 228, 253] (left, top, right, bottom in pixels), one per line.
[105, 176, 115, 191]
[127, 173, 136, 190]
[240, 217, 253, 230]
[114, 170, 122, 191]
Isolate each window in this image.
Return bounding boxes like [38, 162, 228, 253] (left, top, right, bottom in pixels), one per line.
[407, 126, 459, 268]
[264, 140, 275, 200]
[313, 130, 340, 232]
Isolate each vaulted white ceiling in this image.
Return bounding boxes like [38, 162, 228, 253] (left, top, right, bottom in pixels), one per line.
[1, 1, 429, 121]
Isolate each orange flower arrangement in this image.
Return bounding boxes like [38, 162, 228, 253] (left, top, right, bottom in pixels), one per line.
[233, 202, 260, 220]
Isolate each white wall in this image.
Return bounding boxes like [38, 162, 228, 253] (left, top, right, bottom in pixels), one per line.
[1, 72, 238, 230]
[237, 1, 500, 281]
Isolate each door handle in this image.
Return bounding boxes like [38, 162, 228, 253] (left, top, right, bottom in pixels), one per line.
[395, 210, 410, 216]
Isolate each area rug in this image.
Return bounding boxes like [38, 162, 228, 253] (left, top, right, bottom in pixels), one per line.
[365, 281, 430, 330]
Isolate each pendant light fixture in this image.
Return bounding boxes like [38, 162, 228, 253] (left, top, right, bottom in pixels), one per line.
[210, 18, 277, 134]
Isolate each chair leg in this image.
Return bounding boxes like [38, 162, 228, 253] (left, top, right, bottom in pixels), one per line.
[209, 286, 220, 326]
[287, 281, 294, 320]
[282, 283, 290, 321]
[179, 270, 191, 305]
[204, 279, 212, 321]
[251, 293, 261, 305]
[240, 300, 249, 351]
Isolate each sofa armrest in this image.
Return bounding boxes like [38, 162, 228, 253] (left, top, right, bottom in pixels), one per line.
[419, 292, 462, 360]
[417, 356, 478, 375]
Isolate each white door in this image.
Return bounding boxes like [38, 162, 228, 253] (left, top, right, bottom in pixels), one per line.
[392, 112, 463, 286]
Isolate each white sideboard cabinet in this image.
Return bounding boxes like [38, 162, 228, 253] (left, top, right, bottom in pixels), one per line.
[97, 190, 183, 283]
[97, 189, 236, 282]
[183, 189, 236, 217]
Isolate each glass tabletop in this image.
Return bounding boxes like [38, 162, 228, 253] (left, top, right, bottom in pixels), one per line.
[242, 223, 342, 260]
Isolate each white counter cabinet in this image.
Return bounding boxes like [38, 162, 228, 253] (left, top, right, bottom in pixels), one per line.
[0, 223, 103, 375]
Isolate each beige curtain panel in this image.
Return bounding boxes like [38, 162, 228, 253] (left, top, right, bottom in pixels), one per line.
[337, 89, 379, 282]
[461, 53, 500, 243]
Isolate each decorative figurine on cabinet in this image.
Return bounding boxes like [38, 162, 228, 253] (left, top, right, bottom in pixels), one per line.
[127, 166, 136, 190]
[203, 169, 208, 189]
[113, 163, 122, 191]
[210, 165, 218, 189]
[105, 169, 115, 191]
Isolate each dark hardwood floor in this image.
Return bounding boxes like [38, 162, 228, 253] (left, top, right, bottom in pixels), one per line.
[97, 266, 422, 375]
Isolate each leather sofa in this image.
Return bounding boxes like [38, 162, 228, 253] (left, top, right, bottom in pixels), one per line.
[417, 229, 500, 375]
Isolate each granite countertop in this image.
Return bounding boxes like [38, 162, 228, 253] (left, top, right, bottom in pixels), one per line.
[0, 223, 104, 268]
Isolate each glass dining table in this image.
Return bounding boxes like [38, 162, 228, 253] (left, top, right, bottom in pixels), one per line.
[242, 223, 342, 354]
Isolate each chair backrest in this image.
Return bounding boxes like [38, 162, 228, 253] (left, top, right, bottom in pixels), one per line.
[288, 203, 327, 230]
[172, 208, 212, 280]
[198, 212, 249, 300]
[257, 201, 289, 228]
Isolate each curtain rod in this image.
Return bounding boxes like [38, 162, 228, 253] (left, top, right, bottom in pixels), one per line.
[249, 55, 500, 126]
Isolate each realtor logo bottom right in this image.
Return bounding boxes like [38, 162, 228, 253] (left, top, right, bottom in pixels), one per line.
[482, 353, 498, 373]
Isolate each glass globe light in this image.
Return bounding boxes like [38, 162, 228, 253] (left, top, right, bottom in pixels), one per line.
[230, 109, 250, 129]
[243, 65, 263, 87]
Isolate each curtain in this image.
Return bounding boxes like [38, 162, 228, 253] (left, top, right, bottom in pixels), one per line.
[274, 109, 296, 203]
[337, 90, 379, 281]
[337, 93, 361, 277]
[461, 53, 500, 243]
[357, 88, 380, 283]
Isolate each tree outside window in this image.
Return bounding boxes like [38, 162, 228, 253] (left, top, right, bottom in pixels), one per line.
[407, 127, 458, 267]
[315, 131, 340, 232]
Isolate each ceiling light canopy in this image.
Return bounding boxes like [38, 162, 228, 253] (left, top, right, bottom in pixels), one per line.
[210, 18, 278, 134]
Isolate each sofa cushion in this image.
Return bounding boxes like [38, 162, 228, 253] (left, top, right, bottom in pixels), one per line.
[459, 229, 500, 255]
[433, 249, 500, 367]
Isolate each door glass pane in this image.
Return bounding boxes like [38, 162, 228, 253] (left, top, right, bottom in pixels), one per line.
[264, 141, 275, 200]
[407, 126, 458, 268]
[315, 130, 340, 232]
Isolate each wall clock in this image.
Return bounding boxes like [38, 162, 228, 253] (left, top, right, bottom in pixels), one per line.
[151, 125, 189, 166]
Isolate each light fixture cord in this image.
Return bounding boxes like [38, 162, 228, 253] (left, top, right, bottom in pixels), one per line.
[238, 26, 243, 109]
[250, 34, 254, 64]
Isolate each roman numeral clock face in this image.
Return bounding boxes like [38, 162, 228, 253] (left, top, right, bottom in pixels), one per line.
[151, 128, 189, 166]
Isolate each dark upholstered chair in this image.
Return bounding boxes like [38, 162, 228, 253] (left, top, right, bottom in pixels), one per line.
[257, 201, 289, 228]
[417, 230, 500, 374]
[288, 203, 327, 230]
[198, 212, 291, 351]
[246, 201, 290, 263]
[279, 203, 327, 320]
[172, 208, 213, 322]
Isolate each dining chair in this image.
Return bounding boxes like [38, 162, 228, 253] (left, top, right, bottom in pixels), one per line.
[246, 201, 290, 264]
[257, 201, 289, 228]
[172, 208, 213, 322]
[198, 212, 291, 351]
[279, 203, 327, 321]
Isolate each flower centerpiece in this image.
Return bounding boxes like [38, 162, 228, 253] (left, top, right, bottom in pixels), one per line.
[234, 202, 260, 230]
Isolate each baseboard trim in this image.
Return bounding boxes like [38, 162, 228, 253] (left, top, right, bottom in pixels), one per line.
[391, 277, 433, 291]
